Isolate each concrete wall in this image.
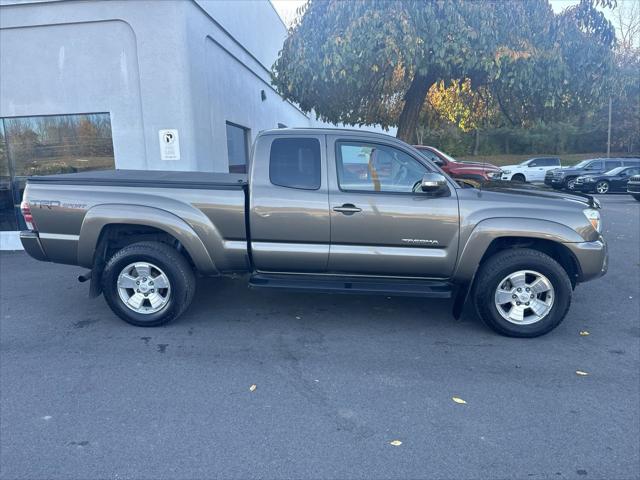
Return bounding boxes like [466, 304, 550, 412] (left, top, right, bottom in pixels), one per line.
[0, 0, 393, 176]
[0, 0, 315, 174]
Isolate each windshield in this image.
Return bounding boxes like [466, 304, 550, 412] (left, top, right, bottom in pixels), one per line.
[518, 159, 532, 165]
[605, 166, 626, 176]
[573, 159, 593, 169]
[438, 150, 458, 163]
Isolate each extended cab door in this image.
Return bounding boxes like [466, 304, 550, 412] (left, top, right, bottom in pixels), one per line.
[249, 133, 330, 272]
[326, 135, 460, 278]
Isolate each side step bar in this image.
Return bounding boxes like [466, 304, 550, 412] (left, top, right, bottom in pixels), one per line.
[249, 273, 452, 298]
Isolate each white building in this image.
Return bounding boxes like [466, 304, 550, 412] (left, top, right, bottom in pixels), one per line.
[0, 0, 389, 247]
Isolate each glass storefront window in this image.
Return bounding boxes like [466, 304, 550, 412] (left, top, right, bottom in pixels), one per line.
[0, 124, 18, 231]
[0, 113, 115, 231]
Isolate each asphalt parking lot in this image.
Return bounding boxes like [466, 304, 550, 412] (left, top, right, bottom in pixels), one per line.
[1, 195, 638, 480]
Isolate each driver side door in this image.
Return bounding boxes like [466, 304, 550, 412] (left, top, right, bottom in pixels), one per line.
[326, 137, 460, 278]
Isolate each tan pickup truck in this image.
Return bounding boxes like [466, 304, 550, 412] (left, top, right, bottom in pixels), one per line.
[19, 128, 607, 337]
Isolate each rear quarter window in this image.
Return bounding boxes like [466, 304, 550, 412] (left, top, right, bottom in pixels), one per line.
[269, 138, 321, 190]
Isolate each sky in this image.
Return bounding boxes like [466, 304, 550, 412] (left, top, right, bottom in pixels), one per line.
[271, 0, 630, 31]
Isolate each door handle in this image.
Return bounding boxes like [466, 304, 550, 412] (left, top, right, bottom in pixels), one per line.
[333, 203, 362, 215]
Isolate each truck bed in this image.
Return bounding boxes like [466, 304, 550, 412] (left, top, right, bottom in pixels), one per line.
[27, 169, 248, 190]
[23, 169, 249, 274]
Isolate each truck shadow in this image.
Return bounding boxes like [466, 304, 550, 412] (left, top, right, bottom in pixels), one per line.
[181, 275, 486, 336]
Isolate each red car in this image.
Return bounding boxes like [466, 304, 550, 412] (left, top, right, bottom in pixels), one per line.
[414, 145, 502, 182]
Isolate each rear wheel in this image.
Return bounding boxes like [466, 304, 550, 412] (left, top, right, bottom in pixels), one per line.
[102, 241, 196, 327]
[595, 180, 610, 194]
[473, 248, 572, 337]
[512, 173, 526, 183]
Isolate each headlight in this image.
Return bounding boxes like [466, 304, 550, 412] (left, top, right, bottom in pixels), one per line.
[586, 177, 596, 182]
[502, 170, 511, 174]
[583, 209, 601, 233]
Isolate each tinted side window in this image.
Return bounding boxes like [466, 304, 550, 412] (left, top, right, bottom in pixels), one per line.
[587, 160, 603, 170]
[337, 142, 427, 193]
[540, 158, 560, 166]
[625, 167, 639, 176]
[605, 160, 622, 170]
[269, 138, 321, 190]
[417, 148, 440, 163]
[622, 159, 640, 166]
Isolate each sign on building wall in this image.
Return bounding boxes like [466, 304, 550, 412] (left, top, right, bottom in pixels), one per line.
[158, 129, 180, 160]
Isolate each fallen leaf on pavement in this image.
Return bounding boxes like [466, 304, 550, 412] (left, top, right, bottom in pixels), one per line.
[452, 397, 467, 404]
[389, 440, 402, 446]
[249, 384, 257, 392]
[575, 371, 589, 376]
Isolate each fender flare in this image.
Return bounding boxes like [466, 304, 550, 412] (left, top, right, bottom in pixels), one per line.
[77, 204, 218, 275]
[453, 217, 584, 283]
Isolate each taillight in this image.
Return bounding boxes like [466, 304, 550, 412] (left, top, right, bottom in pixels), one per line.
[20, 200, 36, 231]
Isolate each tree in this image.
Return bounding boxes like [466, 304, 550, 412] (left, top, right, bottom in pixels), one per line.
[273, 0, 616, 143]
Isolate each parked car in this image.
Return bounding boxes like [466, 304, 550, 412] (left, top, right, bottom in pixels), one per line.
[574, 166, 640, 194]
[545, 157, 640, 191]
[413, 145, 502, 182]
[500, 157, 561, 183]
[19, 128, 607, 338]
[627, 174, 640, 201]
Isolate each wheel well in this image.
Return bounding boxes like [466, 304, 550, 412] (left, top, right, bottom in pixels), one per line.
[94, 224, 195, 269]
[479, 237, 580, 288]
[512, 173, 526, 180]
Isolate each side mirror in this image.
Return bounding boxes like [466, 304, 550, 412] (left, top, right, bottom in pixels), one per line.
[420, 172, 448, 194]
[433, 158, 444, 167]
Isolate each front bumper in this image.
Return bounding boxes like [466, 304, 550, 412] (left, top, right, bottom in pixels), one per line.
[574, 183, 596, 193]
[20, 231, 48, 262]
[545, 176, 565, 188]
[566, 236, 608, 283]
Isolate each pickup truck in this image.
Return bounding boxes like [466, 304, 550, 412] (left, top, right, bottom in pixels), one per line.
[20, 128, 607, 337]
[413, 145, 502, 183]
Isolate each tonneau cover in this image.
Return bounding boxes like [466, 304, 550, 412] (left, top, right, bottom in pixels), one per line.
[27, 169, 248, 190]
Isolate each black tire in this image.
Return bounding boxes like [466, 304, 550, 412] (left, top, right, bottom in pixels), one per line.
[473, 248, 572, 338]
[101, 241, 195, 327]
[512, 173, 526, 183]
[633, 194, 640, 202]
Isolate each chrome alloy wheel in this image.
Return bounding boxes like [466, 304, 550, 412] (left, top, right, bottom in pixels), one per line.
[567, 179, 577, 190]
[117, 262, 171, 314]
[494, 270, 555, 325]
[595, 181, 610, 194]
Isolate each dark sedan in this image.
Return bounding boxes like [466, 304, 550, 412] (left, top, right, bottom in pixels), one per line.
[574, 166, 640, 194]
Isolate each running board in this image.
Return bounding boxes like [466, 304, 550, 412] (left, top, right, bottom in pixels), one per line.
[249, 273, 452, 298]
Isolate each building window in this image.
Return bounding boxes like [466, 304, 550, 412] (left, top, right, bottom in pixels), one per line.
[226, 122, 249, 174]
[0, 113, 115, 231]
[269, 138, 321, 190]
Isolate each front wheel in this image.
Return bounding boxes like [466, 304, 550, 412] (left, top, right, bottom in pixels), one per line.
[473, 249, 572, 337]
[566, 177, 577, 190]
[633, 194, 640, 202]
[595, 180, 610, 194]
[512, 173, 526, 183]
[102, 241, 196, 327]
